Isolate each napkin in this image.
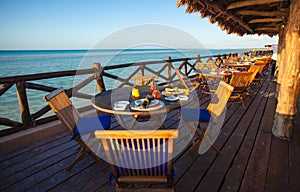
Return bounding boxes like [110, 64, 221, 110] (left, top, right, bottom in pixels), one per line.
[113, 101, 129, 110]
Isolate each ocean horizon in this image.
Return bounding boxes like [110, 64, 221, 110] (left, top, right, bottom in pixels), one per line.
[0, 48, 251, 130]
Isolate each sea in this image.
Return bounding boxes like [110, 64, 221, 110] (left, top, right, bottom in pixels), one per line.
[0, 48, 250, 130]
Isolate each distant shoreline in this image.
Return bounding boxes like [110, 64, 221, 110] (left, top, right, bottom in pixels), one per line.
[0, 47, 258, 52]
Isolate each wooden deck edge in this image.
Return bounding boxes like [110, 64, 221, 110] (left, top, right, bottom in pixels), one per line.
[0, 120, 65, 155]
[0, 109, 98, 155]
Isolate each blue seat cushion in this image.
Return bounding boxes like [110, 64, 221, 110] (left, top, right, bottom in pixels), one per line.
[181, 108, 211, 123]
[72, 115, 111, 139]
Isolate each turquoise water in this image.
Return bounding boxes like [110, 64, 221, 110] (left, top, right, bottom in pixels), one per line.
[0, 48, 250, 129]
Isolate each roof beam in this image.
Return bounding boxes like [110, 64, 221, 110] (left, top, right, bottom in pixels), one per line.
[255, 27, 280, 31]
[236, 10, 289, 17]
[249, 18, 284, 23]
[227, 0, 285, 10]
[201, 1, 254, 33]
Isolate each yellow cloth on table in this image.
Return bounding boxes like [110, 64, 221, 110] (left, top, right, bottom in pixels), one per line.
[165, 87, 189, 95]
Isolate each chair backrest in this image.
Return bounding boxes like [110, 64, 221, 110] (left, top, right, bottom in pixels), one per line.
[223, 58, 237, 63]
[173, 67, 200, 93]
[132, 75, 154, 86]
[259, 56, 272, 64]
[229, 72, 253, 88]
[207, 81, 234, 118]
[247, 65, 260, 83]
[95, 129, 178, 178]
[44, 88, 81, 135]
[197, 62, 216, 71]
[254, 60, 268, 74]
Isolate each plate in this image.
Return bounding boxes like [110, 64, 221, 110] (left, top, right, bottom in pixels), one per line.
[135, 99, 159, 107]
[178, 95, 189, 101]
[131, 100, 164, 111]
[164, 96, 179, 101]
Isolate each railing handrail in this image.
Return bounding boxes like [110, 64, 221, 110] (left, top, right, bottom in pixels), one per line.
[0, 51, 250, 136]
[0, 52, 239, 83]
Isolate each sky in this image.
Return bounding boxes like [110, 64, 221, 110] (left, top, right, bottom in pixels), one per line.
[0, 0, 279, 50]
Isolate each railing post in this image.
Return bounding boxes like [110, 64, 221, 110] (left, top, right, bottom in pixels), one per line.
[183, 59, 188, 75]
[196, 54, 201, 70]
[16, 81, 33, 128]
[166, 56, 172, 84]
[216, 52, 222, 67]
[196, 54, 201, 62]
[93, 63, 106, 93]
[140, 64, 145, 76]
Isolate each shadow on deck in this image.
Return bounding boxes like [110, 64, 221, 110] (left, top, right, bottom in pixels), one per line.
[1, 72, 299, 192]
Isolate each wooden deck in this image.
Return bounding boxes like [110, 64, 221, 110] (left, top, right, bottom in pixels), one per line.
[1, 71, 299, 192]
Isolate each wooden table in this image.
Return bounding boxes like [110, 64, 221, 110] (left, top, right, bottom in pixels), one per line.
[223, 62, 251, 71]
[194, 69, 231, 83]
[91, 86, 196, 129]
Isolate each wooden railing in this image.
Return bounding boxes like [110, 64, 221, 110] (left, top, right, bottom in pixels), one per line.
[0, 52, 247, 136]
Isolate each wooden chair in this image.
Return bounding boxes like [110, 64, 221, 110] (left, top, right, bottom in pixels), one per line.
[253, 61, 267, 84]
[132, 75, 154, 86]
[181, 81, 234, 154]
[173, 67, 200, 94]
[198, 73, 225, 99]
[197, 62, 216, 71]
[196, 62, 222, 98]
[44, 88, 111, 171]
[247, 65, 260, 87]
[94, 129, 178, 192]
[228, 72, 253, 109]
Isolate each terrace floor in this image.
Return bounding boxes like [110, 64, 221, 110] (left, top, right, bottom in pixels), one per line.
[1, 71, 299, 192]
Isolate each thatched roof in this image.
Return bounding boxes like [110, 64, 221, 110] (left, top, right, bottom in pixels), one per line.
[177, 0, 291, 37]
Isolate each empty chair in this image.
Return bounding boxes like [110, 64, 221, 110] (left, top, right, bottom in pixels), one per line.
[198, 73, 225, 99]
[44, 88, 111, 171]
[228, 72, 253, 109]
[197, 62, 217, 71]
[173, 67, 200, 94]
[132, 75, 154, 86]
[94, 129, 178, 192]
[247, 65, 260, 88]
[181, 81, 234, 154]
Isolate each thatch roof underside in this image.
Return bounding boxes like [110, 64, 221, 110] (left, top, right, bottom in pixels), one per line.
[177, 0, 291, 37]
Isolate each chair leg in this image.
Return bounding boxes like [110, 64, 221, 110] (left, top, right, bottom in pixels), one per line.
[240, 97, 246, 109]
[183, 121, 221, 154]
[66, 147, 87, 171]
[188, 139, 201, 154]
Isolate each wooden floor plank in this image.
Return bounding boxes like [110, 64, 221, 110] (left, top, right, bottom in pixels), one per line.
[220, 81, 273, 191]
[194, 77, 270, 191]
[0, 140, 78, 182]
[288, 96, 300, 192]
[240, 81, 277, 191]
[23, 156, 96, 192]
[174, 87, 256, 191]
[0, 132, 68, 168]
[2, 149, 78, 192]
[74, 167, 110, 192]
[50, 164, 109, 192]
[0, 72, 299, 192]
[264, 136, 289, 192]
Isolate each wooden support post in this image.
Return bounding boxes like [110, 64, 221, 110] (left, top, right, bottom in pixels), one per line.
[16, 81, 33, 127]
[276, 29, 285, 85]
[166, 56, 172, 84]
[272, 0, 300, 139]
[93, 63, 106, 93]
